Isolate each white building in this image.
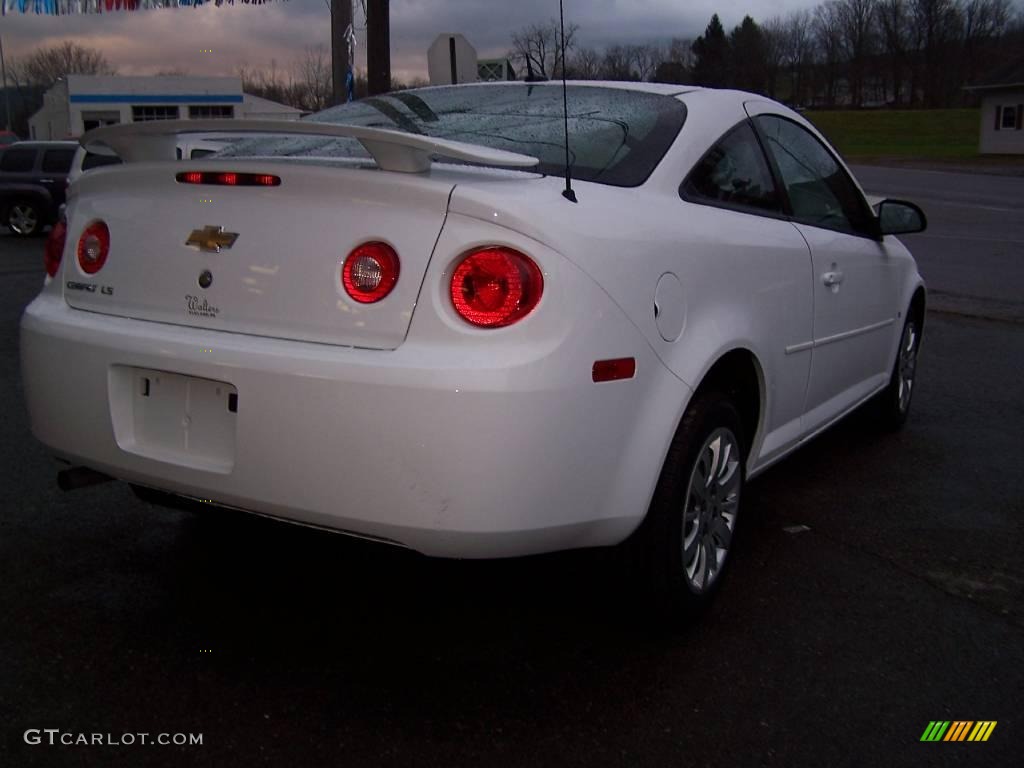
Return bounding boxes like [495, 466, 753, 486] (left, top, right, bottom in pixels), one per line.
[29, 75, 303, 140]
[427, 34, 479, 86]
[966, 58, 1024, 155]
[478, 59, 516, 82]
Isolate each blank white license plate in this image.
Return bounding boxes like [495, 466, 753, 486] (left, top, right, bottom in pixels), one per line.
[109, 366, 237, 473]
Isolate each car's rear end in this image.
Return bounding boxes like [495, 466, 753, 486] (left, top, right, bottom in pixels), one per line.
[20, 84, 692, 558]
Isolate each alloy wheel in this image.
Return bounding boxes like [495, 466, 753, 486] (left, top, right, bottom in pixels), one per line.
[682, 427, 741, 593]
[8, 203, 39, 236]
[897, 322, 918, 414]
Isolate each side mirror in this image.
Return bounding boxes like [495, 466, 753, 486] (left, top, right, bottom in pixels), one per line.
[877, 199, 927, 236]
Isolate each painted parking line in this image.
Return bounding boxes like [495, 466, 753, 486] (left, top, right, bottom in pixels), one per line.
[910, 233, 1024, 245]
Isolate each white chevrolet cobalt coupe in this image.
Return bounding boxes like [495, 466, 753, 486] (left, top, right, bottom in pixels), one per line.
[21, 83, 926, 614]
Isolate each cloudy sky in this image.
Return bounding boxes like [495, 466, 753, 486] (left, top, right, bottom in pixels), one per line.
[3, 0, 822, 83]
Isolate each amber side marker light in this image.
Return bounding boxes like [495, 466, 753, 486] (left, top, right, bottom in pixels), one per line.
[592, 358, 636, 383]
[176, 171, 281, 187]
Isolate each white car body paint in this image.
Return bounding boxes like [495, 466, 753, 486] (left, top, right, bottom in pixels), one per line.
[20, 83, 924, 558]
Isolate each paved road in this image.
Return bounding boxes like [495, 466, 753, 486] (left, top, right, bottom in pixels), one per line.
[2, 166, 1023, 767]
[852, 165, 1024, 320]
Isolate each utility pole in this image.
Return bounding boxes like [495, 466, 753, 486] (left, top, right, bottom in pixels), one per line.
[0, 33, 12, 132]
[330, 0, 353, 105]
[366, 0, 390, 96]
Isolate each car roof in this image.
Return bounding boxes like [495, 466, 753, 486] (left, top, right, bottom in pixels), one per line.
[413, 80, 705, 98]
[406, 81, 780, 114]
[3, 141, 78, 150]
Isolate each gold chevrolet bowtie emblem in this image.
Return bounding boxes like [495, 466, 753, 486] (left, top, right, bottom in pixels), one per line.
[186, 225, 238, 253]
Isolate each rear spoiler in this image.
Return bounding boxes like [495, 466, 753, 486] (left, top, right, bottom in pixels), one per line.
[80, 119, 540, 174]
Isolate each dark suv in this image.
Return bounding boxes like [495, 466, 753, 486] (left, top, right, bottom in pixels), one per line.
[0, 141, 78, 237]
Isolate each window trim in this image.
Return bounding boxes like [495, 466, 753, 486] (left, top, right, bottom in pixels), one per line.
[751, 113, 881, 241]
[997, 104, 1021, 131]
[999, 104, 1015, 130]
[678, 118, 790, 223]
[131, 105, 180, 122]
[188, 104, 235, 120]
[41, 148, 77, 174]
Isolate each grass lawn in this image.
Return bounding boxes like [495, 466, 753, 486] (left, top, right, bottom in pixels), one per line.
[805, 109, 980, 160]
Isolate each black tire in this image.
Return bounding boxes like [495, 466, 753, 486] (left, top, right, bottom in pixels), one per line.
[5, 198, 43, 237]
[628, 390, 746, 622]
[876, 314, 921, 431]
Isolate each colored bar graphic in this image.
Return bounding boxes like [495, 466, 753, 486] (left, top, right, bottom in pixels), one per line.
[944, 721, 972, 741]
[973, 722, 997, 742]
[921, 720, 996, 742]
[921, 721, 950, 741]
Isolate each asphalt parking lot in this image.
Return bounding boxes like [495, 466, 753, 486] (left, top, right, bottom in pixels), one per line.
[2, 167, 1022, 767]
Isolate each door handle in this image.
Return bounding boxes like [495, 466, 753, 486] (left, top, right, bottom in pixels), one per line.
[39, 178, 55, 184]
[822, 269, 844, 288]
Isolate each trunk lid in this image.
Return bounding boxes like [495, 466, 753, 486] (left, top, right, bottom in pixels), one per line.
[63, 160, 455, 350]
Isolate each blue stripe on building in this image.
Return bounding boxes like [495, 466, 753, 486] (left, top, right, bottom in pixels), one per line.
[70, 94, 244, 104]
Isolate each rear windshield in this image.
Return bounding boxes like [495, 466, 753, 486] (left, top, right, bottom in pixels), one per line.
[217, 85, 687, 187]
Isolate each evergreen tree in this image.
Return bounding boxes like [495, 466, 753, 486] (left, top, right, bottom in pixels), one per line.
[691, 15, 729, 87]
[730, 16, 769, 94]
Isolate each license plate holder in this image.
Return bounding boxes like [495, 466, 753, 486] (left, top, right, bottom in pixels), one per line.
[109, 366, 237, 473]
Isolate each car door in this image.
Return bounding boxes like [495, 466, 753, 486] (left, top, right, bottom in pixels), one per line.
[752, 112, 900, 431]
[677, 120, 815, 465]
[39, 147, 77, 210]
[0, 145, 38, 189]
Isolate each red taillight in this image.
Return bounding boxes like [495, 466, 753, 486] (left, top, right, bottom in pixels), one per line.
[76, 221, 110, 275]
[175, 171, 280, 187]
[342, 242, 400, 303]
[44, 218, 67, 278]
[450, 247, 543, 328]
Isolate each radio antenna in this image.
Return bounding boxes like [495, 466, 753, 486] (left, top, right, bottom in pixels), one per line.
[559, 0, 577, 203]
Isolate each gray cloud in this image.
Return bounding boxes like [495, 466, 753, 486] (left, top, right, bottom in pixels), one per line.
[3, 0, 820, 82]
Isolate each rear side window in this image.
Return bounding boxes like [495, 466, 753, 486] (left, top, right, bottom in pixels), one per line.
[82, 153, 123, 171]
[682, 122, 781, 215]
[0, 148, 36, 172]
[42, 148, 76, 173]
[755, 116, 873, 236]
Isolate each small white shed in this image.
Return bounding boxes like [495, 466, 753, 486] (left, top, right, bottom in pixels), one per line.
[966, 58, 1024, 155]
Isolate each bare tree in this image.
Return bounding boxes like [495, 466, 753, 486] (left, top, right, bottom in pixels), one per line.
[762, 16, 789, 98]
[835, 0, 878, 107]
[877, 0, 912, 104]
[567, 47, 603, 80]
[510, 19, 578, 79]
[628, 44, 663, 82]
[667, 38, 697, 71]
[783, 10, 815, 105]
[13, 41, 115, 89]
[961, 0, 1012, 84]
[294, 45, 332, 112]
[911, 0, 963, 107]
[814, 2, 845, 106]
[600, 45, 635, 81]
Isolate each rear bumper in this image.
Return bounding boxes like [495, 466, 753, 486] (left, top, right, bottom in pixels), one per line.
[21, 294, 690, 558]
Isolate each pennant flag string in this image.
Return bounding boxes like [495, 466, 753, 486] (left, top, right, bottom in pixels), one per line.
[3, 0, 286, 14]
